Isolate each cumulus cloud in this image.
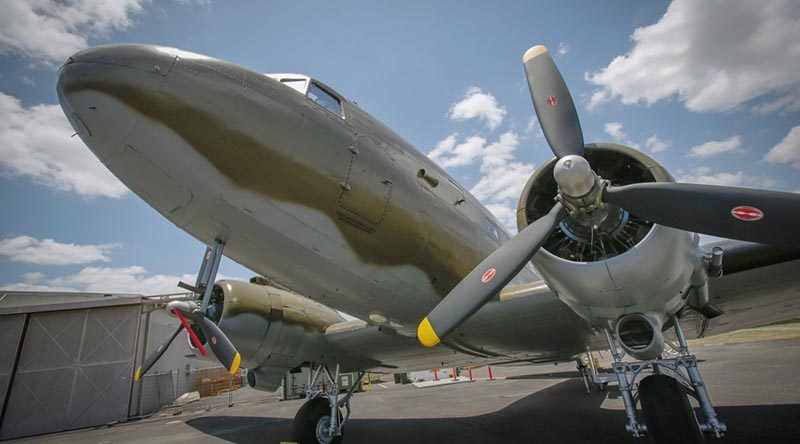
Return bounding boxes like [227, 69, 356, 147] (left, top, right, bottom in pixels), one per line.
[427, 131, 533, 231]
[645, 135, 671, 153]
[764, 125, 800, 169]
[2, 266, 240, 295]
[0, 0, 147, 65]
[449, 87, 507, 130]
[0, 92, 128, 198]
[586, 0, 800, 113]
[428, 134, 487, 168]
[557, 42, 569, 56]
[687, 135, 742, 158]
[469, 132, 535, 231]
[677, 166, 777, 189]
[0, 235, 120, 265]
[603, 121, 639, 149]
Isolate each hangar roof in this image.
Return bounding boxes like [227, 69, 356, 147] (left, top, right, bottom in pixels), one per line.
[0, 291, 143, 315]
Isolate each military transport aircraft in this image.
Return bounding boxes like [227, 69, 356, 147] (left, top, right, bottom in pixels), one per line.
[56, 43, 800, 444]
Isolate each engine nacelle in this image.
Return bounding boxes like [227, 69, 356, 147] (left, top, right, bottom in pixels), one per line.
[199, 280, 345, 391]
[517, 143, 702, 327]
[615, 313, 665, 360]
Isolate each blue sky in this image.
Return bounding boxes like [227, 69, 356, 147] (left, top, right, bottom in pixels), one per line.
[0, 0, 798, 294]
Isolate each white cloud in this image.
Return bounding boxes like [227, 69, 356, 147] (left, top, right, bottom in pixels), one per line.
[764, 125, 800, 169]
[469, 132, 535, 232]
[677, 166, 777, 189]
[1, 282, 79, 292]
[557, 42, 569, 56]
[0, 0, 147, 65]
[485, 203, 518, 231]
[524, 115, 543, 139]
[428, 134, 487, 168]
[0, 235, 120, 265]
[471, 160, 534, 205]
[586, 0, 800, 113]
[2, 266, 240, 295]
[687, 135, 742, 158]
[21, 272, 45, 283]
[752, 90, 800, 116]
[603, 121, 639, 149]
[0, 92, 128, 198]
[428, 131, 533, 232]
[645, 135, 671, 153]
[449, 87, 507, 130]
[20, 75, 35, 86]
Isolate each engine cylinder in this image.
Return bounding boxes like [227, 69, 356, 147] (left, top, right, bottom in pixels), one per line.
[616, 313, 665, 360]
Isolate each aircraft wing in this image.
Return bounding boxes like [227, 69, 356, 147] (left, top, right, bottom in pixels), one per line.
[686, 240, 800, 337]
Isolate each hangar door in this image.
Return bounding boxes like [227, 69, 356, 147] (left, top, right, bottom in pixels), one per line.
[0, 306, 139, 440]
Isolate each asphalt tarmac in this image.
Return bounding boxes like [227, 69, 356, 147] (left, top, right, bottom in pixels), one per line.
[11, 338, 800, 444]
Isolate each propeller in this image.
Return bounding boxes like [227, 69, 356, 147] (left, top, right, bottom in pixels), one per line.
[416, 44, 800, 347]
[135, 298, 241, 381]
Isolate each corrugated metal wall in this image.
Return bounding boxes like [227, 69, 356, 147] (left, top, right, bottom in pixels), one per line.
[0, 305, 140, 440]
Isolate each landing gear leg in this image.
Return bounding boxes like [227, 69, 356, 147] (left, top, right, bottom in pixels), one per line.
[293, 363, 364, 444]
[604, 319, 726, 443]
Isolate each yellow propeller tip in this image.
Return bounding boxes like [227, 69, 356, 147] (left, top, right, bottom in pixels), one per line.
[417, 317, 441, 348]
[229, 353, 242, 375]
[134, 367, 141, 382]
[523, 45, 548, 63]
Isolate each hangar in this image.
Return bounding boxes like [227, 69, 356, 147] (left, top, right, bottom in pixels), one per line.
[0, 291, 223, 440]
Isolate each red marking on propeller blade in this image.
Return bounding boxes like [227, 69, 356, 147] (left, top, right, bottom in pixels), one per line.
[731, 206, 763, 221]
[172, 308, 207, 356]
[546, 96, 557, 106]
[481, 268, 497, 283]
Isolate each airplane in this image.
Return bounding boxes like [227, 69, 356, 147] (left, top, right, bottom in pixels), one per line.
[55, 43, 800, 444]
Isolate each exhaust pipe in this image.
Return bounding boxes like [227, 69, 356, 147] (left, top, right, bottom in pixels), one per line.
[615, 313, 665, 360]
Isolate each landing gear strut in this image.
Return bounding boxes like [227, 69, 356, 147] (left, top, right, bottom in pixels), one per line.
[293, 363, 364, 444]
[605, 318, 726, 443]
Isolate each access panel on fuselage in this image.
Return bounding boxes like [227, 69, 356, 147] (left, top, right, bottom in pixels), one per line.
[337, 133, 394, 227]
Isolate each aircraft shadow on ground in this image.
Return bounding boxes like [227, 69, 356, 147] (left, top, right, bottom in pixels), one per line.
[185, 378, 800, 444]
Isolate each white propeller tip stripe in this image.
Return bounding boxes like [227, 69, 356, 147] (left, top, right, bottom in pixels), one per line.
[523, 45, 549, 63]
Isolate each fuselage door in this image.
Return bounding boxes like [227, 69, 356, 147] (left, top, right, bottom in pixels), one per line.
[338, 133, 394, 230]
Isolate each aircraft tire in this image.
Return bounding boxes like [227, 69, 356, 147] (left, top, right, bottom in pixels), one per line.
[638, 374, 704, 444]
[292, 397, 344, 444]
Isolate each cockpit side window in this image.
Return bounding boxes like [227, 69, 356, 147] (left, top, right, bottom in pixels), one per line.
[308, 82, 343, 118]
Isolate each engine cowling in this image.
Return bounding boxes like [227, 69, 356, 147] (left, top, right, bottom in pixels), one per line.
[518, 143, 673, 261]
[198, 280, 345, 391]
[517, 143, 700, 335]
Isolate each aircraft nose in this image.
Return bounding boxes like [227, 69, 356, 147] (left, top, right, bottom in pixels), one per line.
[60, 44, 178, 77]
[56, 45, 179, 162]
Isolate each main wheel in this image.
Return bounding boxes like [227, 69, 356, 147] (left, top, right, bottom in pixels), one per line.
[638, 374, 704, 444]
[293, 397, 344, 444]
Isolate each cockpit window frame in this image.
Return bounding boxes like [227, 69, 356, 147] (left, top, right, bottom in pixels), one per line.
[307, 81, 345, 119]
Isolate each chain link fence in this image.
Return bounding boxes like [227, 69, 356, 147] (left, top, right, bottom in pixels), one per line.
[133, 366, 246, 417]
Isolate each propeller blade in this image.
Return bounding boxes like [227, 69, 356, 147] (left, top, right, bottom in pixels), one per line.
[523, 45, 584, 159]
[603, 182, 800, 246]
[134, 325, 182, 381]
[417, 202, 566, 347]
[198, 317, 242, 375]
